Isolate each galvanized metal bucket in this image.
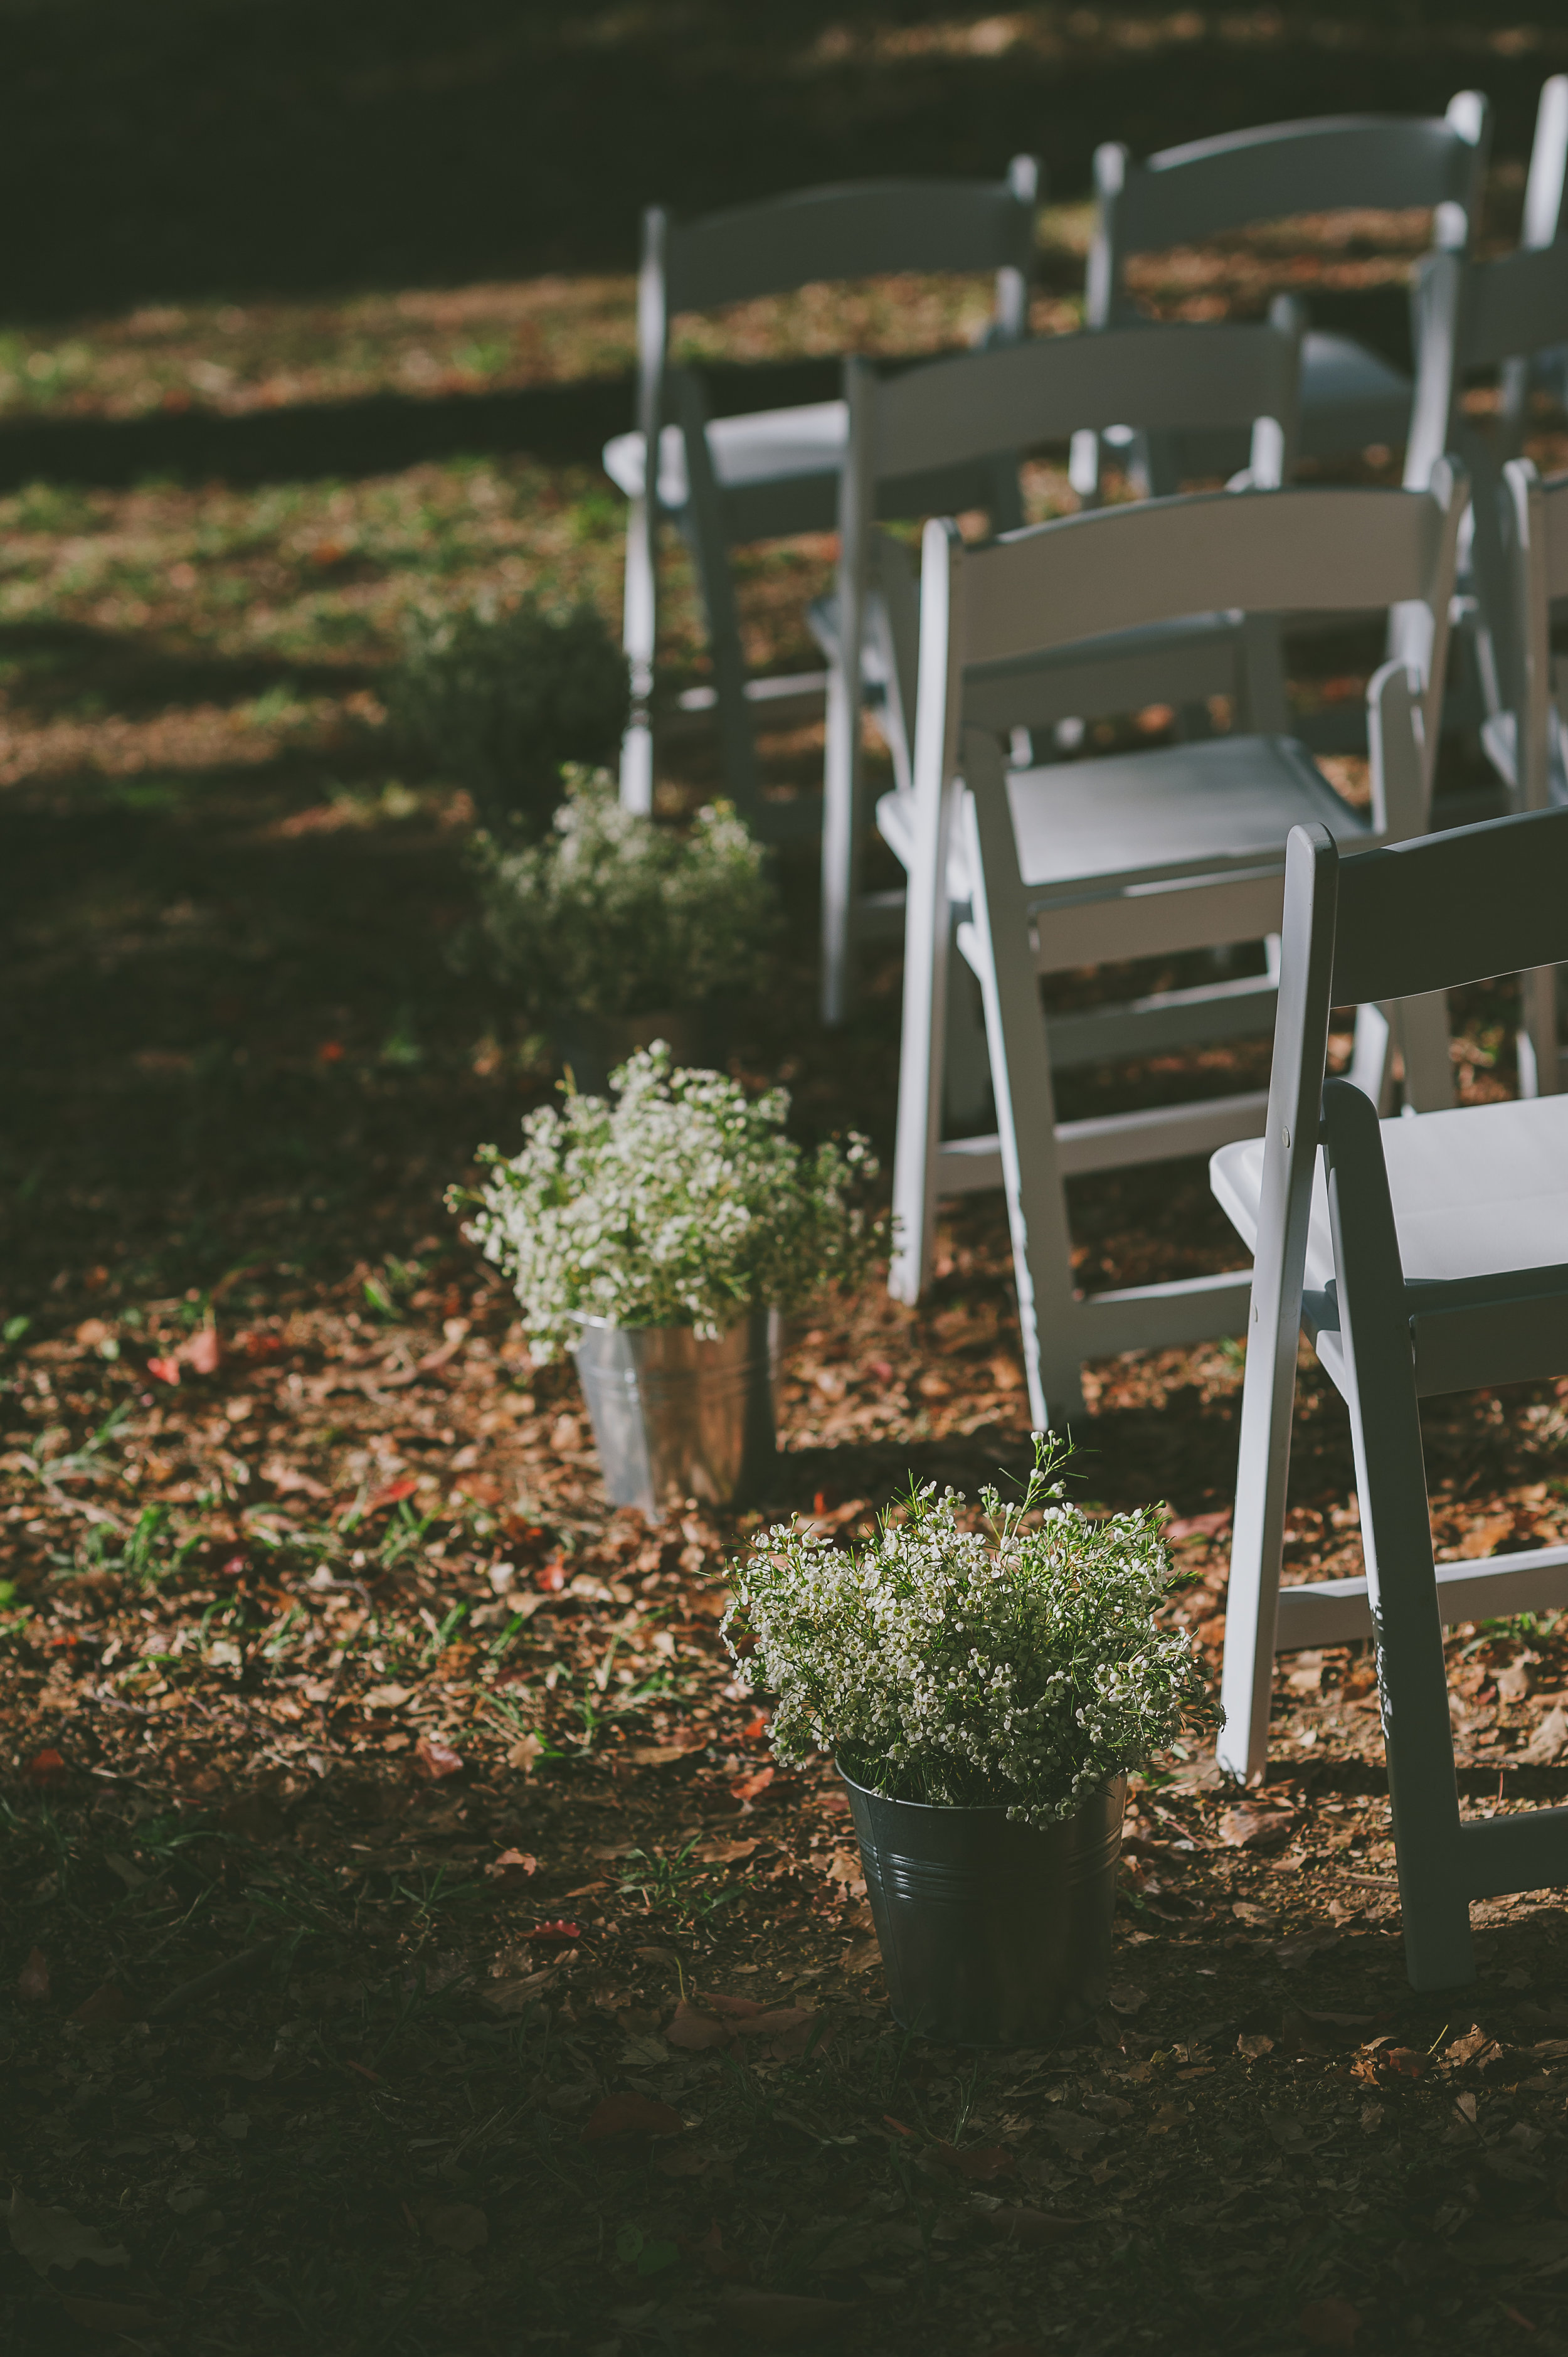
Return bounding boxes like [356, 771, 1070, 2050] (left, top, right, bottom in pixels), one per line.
[571, 1312, 781, 1519]
[841, 1767, 1126, 2046]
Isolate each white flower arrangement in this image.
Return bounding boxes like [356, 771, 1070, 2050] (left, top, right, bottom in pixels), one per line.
[460, 1045, 882, 1360]
[472, 767, 777, 1018]
[724, 1435, 1215, 1826]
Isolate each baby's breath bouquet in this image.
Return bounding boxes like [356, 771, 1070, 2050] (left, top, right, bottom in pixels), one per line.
[463, 1045, 882, 1358]
[726, 1435, 1214, 1826]
[472, 767, 776, 1017]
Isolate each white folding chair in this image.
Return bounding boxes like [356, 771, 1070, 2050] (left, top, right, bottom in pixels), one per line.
[1401, 80, 1568, 737]
[889, 467, 1468, 1428]
[1086, 94, 1490, 483]
[817, 303, 1305, 1024]
[603, 162, 1040, 819]
[1209, 809, 1568, 1989]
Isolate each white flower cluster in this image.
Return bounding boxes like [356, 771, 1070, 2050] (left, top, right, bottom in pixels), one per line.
[462, 1045, 882, 1359]
[473, 767, 777, 1018]
[724, 1435, 1214, 1826]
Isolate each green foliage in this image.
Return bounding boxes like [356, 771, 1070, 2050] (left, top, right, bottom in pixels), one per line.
[462, 1043, 882, 1358]
[386, 595, 627, 836]
[726, 1435, 1217, 1826]
[472, 767, 778, 1019]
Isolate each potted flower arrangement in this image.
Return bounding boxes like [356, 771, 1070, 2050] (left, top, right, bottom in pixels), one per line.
[724, 1436, 1215, 2046]
[471, 768, 778, 1090]
[459, 1046, 881, 1516]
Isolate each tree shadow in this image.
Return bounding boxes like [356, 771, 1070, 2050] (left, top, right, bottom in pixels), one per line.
[3, 2, 1547, 325]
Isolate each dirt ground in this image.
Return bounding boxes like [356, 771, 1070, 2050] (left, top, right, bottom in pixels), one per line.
[6, 70, 1568, 2354]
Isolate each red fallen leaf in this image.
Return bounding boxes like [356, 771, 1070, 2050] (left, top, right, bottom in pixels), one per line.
[522, 1920, 580, 1944]
[317, 1040, 345, 1063]
[931, 2140, 1016, 2182]
[683, 2219, 750, 2281]
[147, 1356, 181, 1386]
[238, 1331, 284, 1362]
[580, 2092, 684, 2142]
[183, 1326, 221, 1376]
[698, 1990, 766, 2019]
[343, 2058, 381, 2083]
[371, 1477, 420, 1510]
[18, 1947, 49, 2003]
[536, 1560, 568, 1594]
[456, 1474, 503, 1506]
[667, 1999, 733, 2051]
[742, 1713, 770, 1742]
[714, 2288, 858, 2343]
[883, 2114, 919, 2139]
[1300, 2297, 1362, 2350]
[413, 1733, 464, 1780]
[27, 1748, 66, 1785]
[1378, 2046, 1428, 2081]
[986, 2207, 1079, 2245]
[74, 1982, 129, 2027]
[731, 1766, 775, 1803]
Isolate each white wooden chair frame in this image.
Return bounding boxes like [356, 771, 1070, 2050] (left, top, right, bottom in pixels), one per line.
[1086, 93, 1490, 486]
[1210, 808, 1568, 1989]
[606, 162, 1039, 819]
[890, 467, 1468, 1429]
[818, 302, 1305, 1023]
[1402, 79, 1568, 743]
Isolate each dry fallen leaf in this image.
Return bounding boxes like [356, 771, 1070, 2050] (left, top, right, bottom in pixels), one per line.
[1299, 2296, 1362, 2349]
[580, 2093, 684, 2142]
[930, 2140, 1015, 2183]
[8, 2190, 130, 2277]
[1106, 1982, 1148, 2014]
[1519, 1706, 1568, 1766]
[416, 2198, 487, 2253]
[1217, 1805, 1296, 1850]
[72, 1984, 129, 2029]
[666, 1999, 734, 2051]
[413, 1733, 464, 1780]
[17, 1947, 49, 2004]
[986, 2207, 1079, 2244]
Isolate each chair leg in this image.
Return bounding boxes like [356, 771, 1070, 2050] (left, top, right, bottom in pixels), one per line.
[1216, 1304, 1298, 1785]
[820, 657, 861, 1028]
[942, 942, 993, 1131]
[1322, 1082, 1473, 1989]
[1520, 965, 1563, 1099]
[620, 491, 657, 816]
[960, 745, 1084, 1432]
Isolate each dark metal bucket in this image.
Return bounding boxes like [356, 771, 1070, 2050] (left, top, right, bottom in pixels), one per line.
[841, 1767, 1126, 2047]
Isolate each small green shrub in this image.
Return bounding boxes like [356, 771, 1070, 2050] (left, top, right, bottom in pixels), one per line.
[386, 597, 627, 836]
[472, 767, 777, 1018]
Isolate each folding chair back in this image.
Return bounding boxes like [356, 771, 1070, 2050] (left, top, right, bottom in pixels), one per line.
[1214, 806, 1568, 1986]
[613, 161, 1040, 812]
[1088, 94, 1490, 475]
[820, 302, 1305, 1019]
[1091, 99, 1488, 324]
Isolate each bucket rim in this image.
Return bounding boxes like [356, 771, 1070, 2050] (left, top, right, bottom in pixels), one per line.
[836, 1760, 1125, 1824]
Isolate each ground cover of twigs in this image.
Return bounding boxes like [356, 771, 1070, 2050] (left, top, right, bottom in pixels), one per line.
[5, 189, 1568, 2357]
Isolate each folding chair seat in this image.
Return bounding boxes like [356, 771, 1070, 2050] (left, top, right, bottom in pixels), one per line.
[889, 467, 1468, 1429]
[1086, 93, 1490, 484]
[604, 162, 1040, 819]
[1209, 807, 1568, 1989]
[808, 301, 1305, 1021]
